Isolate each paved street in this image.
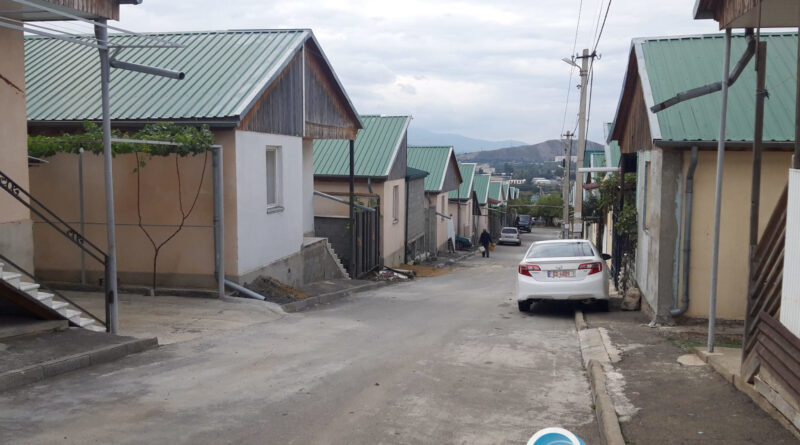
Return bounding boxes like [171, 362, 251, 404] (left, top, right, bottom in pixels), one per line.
[0, 227, 598, 444]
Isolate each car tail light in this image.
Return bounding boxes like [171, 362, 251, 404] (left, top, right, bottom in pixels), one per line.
[579, 262, 602, 275]
[518, 264, 540, 277]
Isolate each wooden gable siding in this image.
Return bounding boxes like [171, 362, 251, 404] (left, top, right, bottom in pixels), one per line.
[303, 40, 359, 140]
[441, 161, 460, 192]
[239, 50, 304, 137]
[387, 134, 408, 181]
[43, 0, 119, 20]
[614, 51, 655, 154]
[239, 40, 359, 140]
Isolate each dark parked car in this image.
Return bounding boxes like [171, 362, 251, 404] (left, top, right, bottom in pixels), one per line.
[516, 215, 532, 233]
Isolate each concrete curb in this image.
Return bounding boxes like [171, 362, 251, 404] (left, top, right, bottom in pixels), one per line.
[0, 337, 158, 393]
[587, 359, 626, 445]
[574, 309, 587, 331]
[575, 310, 626, 445]
[281, 281, 387, 313]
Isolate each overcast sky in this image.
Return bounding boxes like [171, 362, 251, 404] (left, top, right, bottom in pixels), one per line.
[114, 0, 720, 144]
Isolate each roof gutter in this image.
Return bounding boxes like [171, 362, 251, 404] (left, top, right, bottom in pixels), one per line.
[671, 146, 699, 317]
[650, 29, 755, 113]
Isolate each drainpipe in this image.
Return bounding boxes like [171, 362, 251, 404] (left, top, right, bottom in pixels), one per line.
[404, 179, 409, 264]
[212, 145, 224, 298]
[671, 146, 698, 317]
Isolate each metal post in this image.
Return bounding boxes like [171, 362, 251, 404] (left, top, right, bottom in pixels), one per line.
[562, 132, 572, 239]
[78, 148, 86, 285]
[708, 28, 732, 353]
[212, 146, 224, 299]
[575, 49, 590, 236]
[795, 25, 800, 170]
[744, 41, 767, 350]
[96, 28, 121, 325]
[94, 21, 118, 334]
[349, 139, 356, 275]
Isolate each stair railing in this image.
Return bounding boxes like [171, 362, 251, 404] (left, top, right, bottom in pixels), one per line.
[0, 170, 107, 265]
[0, 169, 108, 330]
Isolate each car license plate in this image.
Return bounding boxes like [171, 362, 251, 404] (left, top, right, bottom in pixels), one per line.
[548, 270, 575, 278]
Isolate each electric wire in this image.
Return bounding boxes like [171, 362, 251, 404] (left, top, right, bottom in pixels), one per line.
[560, 0, 584, 138]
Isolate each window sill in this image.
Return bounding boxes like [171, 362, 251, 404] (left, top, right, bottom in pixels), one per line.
[267, 205, 284, 214]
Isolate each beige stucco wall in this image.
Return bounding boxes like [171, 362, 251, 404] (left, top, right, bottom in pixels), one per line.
[313, 177, 407, 267]
[430, 192, 450, 252]
[0, 27, 34, 271]
[448, 198, 474, 239]
[682, 150, 792, 319]
[28, 129, 238, 288]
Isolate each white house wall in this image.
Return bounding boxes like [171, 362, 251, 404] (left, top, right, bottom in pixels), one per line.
[235, 130, 305, 277]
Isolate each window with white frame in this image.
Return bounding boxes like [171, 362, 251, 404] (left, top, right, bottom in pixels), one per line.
[265, 146, 282, 210]
[392, 185, 399, 223]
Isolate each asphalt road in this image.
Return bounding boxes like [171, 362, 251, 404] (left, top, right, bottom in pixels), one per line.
[0, 227, 598, 444]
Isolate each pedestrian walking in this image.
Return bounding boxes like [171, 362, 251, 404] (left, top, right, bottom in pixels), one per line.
[479, 229, 492, 258]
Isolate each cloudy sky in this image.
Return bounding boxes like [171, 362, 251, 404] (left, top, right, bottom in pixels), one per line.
[114, 0, 720, 144]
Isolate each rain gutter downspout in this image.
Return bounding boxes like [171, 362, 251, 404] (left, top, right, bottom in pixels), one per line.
[671, 146, 698, 317]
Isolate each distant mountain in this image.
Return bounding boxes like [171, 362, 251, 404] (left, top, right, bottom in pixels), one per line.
[456, 139, 604, 164]
[408, 127, 527, 154]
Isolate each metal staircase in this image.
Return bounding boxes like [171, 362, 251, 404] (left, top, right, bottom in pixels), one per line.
[0, 169, 108, 332]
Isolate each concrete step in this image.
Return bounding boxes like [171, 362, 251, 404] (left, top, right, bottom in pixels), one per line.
[75, 317, 95, 328]
[0, 262, 4, 274]
[19, 282, 39, 298]
[84, 324, 106, 333]
[49, 300, 68, 311]
[1, 271, 21, 287]
[34, 292, 54, 306]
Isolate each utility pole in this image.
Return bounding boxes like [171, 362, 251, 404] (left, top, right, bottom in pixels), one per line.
[561, 131, 573, 239]
[574, 48, 591, 238]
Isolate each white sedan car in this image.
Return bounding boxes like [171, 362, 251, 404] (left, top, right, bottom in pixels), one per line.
[516, 239, 610, 312]
[498, 227, 521, 246]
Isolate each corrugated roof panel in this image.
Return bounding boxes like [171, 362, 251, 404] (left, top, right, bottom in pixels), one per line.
[448, 163, 476, 200]
[641, 32, 798, 142]
[472, 174, 491, 205]
[502, 183, 510, 200]
[314, 115, 410, 178]
[25, 30, 309, 122]
[488, 181, 503, 202]
[407, 146, 452, 192]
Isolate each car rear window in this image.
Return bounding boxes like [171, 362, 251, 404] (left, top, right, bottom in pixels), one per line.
[502, 228, 518, 234]
[527, 242, 594, 258]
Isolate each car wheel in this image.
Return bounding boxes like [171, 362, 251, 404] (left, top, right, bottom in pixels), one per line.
[518, 300, 532, 312]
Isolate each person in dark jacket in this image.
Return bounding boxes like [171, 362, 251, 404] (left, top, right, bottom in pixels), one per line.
[479, 229, 492, 258]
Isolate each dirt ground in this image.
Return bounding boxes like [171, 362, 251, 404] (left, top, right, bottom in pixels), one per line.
[399, 263, 460, 277]
[583, 307, 798, 445]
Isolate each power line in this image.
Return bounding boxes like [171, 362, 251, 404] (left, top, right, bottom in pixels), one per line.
[559, 0, 584, 137]
[592, 0, 612, 54]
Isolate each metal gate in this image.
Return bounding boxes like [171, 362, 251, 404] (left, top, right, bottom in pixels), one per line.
[352, 207, 380, 278]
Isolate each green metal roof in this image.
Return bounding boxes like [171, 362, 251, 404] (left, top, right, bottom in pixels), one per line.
[314, 115, 410, 178]
[25, 30, 359, 123]
[448, 163, 476, 200]
[472, 174, 491, 205]
[637, 32, 798, 143]
[488, 181, 503, 203]
[407, 145, 454, 192]
[502, 183, 510, 200]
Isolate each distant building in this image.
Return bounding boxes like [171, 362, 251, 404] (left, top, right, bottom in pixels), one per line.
[476, 164, 495, 174]
[554, 155, 578, 163]
[508, 179, 526, 185]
